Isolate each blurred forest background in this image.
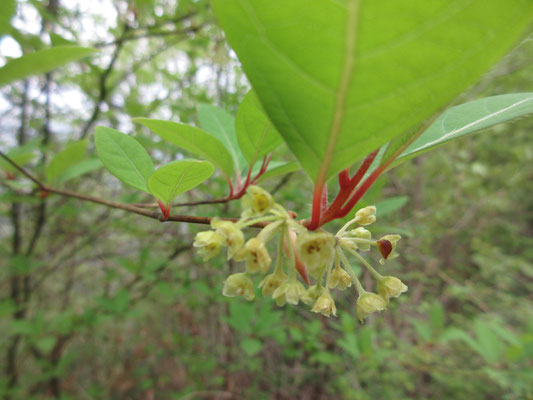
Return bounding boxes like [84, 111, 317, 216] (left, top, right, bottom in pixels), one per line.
[1, 1, 532, 399]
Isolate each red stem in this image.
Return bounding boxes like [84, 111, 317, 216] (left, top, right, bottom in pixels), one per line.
[225, 176, 234, 198]
[338, 169, 350, 189]
[307, 183, 324, 231]
[320, 149, 379, 224]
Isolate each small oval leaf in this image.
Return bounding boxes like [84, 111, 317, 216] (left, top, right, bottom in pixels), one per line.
[134, 118, 234, 179]
[95, 126, 155, 193]
[147, 160, 214, 206]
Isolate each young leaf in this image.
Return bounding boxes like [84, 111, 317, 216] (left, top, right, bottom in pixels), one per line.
[390, 93, 533, 166]
[56, 158, 103, 184]
[134, 118, 234, 178]
[147, 160, 214, 206]
[94, 126, 155, 193]
[236, 90, 283, 164]
[253, 161, 301, 183]
[46, 140, 88, 182]
[213, 0, 533, 184]
[198, 104, 246, 172]
[0, 46, 97, 88]
[0, 140, 39, 174]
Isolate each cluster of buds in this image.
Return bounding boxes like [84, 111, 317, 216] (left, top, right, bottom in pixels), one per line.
[193, 186, 408, 322]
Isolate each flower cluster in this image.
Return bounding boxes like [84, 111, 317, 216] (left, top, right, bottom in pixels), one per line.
[193, 186, 407, 322]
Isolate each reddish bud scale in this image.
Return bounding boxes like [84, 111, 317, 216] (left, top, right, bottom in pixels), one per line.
[157, 199, 170, 220]
[38, 190, 50, 199]
[377, 240, 393, 259]
[6, 172, 16, 180]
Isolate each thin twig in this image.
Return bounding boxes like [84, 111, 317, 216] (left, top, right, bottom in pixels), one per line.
[0, 151, 270, 228]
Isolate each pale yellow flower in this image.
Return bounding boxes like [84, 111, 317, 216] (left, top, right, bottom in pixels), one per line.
[234, 238, 272, 273]
[241, 185, 274, 216]
[311, 290, 337, 317]
[378, 234, 402, 264]
[210, 218, 244, 259]
[329, 266, 352, 290]
[349, 227, 372, 251]
[193, 230, 224, 261]
[222, 273, 255, 301]
[354, 205, 377, 226]
[296, 231, 335, 277]
[356, 292, 387, 323]
[272, 279, 307, 306]
[258, 270, 287, 297]
[377, 276, 408, 304]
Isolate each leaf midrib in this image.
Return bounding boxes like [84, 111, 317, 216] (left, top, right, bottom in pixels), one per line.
[109, 134, 148, 187]
[316, 0, 360, 185]
[167, 162, 196, 204]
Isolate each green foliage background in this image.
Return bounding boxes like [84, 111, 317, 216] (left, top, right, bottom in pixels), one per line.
[0, 1, 532, 399]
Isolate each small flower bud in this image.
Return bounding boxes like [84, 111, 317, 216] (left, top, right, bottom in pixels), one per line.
[311, 290, 337, 317]
[349, 227, 372, 251]
[302, 284, 323, 305]
[272, 279, 307, 306]
[329, 266, 352, 290]
[258, 270, 287, 297]
[378, 234, 401, 264]
[377, 276, 408, 303]
[234, 238, 272, 273]
[354, 205, 377, 226]
[222, 273, 255, 301]
[211, 218, 244, 259]
[296, 231, 335, 274]
[193, 230, 224, 261]
[241, 185, 274, 216]
[356, 292, 387, 323]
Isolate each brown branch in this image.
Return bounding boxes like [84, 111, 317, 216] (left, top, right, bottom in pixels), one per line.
[0, 151, 269, 228]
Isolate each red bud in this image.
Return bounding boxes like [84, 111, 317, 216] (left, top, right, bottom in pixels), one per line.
[377, 239, 392, 259]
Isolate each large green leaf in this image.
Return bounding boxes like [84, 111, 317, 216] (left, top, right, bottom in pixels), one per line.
[390, 93, 533, 166]
[94, 127, 155, 193]
[198, 104, 246, 172]
[46, 140, 88, 182]
[0, 46, 97, 88]
[213, 0, 533, 184]
[147, 160, 214, 206]
[134, 118, 234, 179]
[236, 90, 283, 164]
[0, 0, 16, 36]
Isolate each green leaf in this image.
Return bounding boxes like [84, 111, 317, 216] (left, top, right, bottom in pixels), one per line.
[241, 338, 263, 356]
[0, 140, 39, 174]
[147, 159, 214, 206]
[390, 93, 533, 167]
[0, 46, 97, 88]
[429, 302, 445, 333]
[198, 104, 246, 172]
[46, 140, 88, 182]
[95, 126, 155, 193]
[56, 158, 103, 184]
[0, 0, 16, 36]
[254, 161, 301, 183]
[134, 118, 234, 179]
[236, 90, 283, 164]
[374, 196, 409, 217]
[213, 0, 533, 183]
